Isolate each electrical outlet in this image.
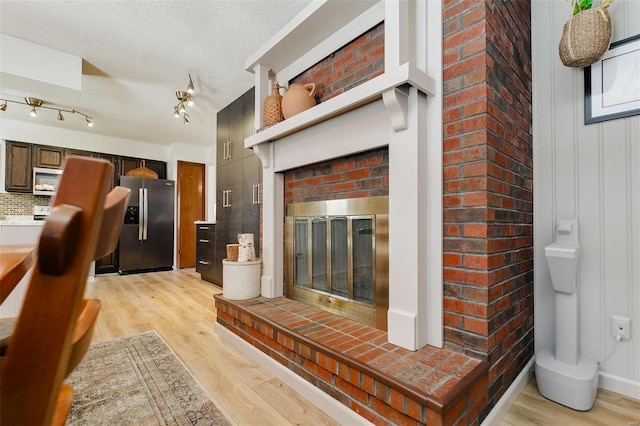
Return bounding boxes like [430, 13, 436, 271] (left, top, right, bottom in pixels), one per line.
[611, 315, 631, 340]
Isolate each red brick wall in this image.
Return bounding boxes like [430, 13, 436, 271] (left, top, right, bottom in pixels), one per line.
[284, 147, 388, 204]
[290, 23, 384, 103]
[442, 0, 533, 418]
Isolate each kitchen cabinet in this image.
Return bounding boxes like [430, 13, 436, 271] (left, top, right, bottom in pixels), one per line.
[216, 95, 243, 166]
[4, 141, 167, 194]
[119, 157, 167, 180]
[5, 141, 32, 193]
[64, 148, 94, 158]
[144, 160, 167, 180]
[215, 135, 260, 286]
[214, 88, 260, 286]
[242, 87, 256, 158]
[94, 154, 119, 274]
[195, 223, 217, 284]
[33, 145, 64, 168]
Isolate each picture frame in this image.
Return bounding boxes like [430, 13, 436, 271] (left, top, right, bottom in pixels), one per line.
[584, 33, 640, 124]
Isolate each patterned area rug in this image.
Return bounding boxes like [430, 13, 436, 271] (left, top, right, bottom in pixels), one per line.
[66, 331, 231, 425]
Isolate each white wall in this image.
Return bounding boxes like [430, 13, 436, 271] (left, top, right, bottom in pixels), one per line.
[533, 0, 640, 398]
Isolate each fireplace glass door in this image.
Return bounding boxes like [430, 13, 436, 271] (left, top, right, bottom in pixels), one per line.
[286, 197, 388, 330]
[294, 216, 375, 303]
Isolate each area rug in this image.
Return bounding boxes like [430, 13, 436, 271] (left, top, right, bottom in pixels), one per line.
[66, 331, 231, 425]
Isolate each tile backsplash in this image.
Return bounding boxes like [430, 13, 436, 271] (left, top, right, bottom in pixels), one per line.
[0, 193, 52, 219]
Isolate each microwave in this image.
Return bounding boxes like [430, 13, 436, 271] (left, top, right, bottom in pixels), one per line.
[33, 167, 63, 196]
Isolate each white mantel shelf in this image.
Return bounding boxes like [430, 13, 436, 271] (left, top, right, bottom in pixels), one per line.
[245, 64, 436, 149]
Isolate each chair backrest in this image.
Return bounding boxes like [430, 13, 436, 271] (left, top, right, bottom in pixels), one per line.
[0, 157, 130, 426]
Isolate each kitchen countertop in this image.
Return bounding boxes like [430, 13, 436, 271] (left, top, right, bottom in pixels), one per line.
[0, 216, 45, 226]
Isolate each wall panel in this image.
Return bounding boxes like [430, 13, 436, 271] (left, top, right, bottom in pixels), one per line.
[533, 0, 640, 392]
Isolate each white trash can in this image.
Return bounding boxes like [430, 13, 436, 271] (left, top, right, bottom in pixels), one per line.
[222, 259, 261, 300]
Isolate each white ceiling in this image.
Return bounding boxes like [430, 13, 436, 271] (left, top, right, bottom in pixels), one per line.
[0, 0, 313, 147]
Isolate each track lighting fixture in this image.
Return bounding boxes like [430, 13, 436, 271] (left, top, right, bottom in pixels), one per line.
[187, 74, 195, 94]
[172, 75, 195, 123]
[0, 97, 94, 127]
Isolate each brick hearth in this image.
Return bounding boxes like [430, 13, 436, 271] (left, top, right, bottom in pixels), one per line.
[215, 295, 489, 425]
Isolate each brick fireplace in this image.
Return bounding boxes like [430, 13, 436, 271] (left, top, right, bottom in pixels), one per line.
[215, 1, 533, 424]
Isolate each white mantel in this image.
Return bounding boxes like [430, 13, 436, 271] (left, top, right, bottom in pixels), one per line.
[244, 0, 443, 350]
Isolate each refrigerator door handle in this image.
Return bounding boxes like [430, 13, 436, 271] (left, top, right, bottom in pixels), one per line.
[143, 188, 149, 240]
[138, 188, 144, 240]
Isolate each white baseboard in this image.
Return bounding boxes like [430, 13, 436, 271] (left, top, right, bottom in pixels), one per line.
[214, 323, 373, 426]
[599, 371, 640, 400]
[481, 356, 535, 426]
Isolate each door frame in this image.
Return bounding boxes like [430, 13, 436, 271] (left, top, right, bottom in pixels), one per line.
[176, 161, 206, 268]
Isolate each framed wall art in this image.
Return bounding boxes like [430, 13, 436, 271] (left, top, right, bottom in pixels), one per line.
[584, 33, 640, 124]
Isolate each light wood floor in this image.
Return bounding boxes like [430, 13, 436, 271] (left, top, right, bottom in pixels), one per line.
[87, 269, 640, 426]
[502, 377, 640, 426]
[87, 269, 339, 426]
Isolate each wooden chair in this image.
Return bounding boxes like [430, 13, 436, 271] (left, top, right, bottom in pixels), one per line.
[0, 157, 131, 426]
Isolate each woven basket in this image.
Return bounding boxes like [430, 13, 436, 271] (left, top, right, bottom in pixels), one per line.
[263, 82, 284, 126]
[559, 6, 612, 68]
[125, 160, 158, 179]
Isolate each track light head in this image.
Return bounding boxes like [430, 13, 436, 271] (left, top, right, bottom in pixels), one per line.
[57, 110, 64, 121]
[183, 113, 190, 124]
[86, 116, 93, 127]
[187, 74, 195, 94]
[187, 95, 194, 107]
[178, 102, 186, 113]
[0, 101, 6, 112]
[174, 106, 180, 118]
[30, 107, 37, 117]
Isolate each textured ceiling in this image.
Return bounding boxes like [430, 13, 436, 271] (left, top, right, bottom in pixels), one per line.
[0, 0, 313, 147]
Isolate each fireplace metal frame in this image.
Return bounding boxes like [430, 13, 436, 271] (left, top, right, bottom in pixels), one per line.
[285, 196, 388, 330]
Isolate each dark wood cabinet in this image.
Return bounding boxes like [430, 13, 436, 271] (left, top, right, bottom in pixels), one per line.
[217, 87, 253, 166]
[144, 160, 167, 180]
[5, 141, 33, 193]
[94, 153, 120, 274]
[64, 148, 94, 158]
[33, 145, 64, 168]
[4, 141, 167, 196]
[195, 223, 217, 284]
[118, 157, 166, 181]
[118, 157, 140, 178]
[212, 88, 260, 286]
[242, 87, 256, 158]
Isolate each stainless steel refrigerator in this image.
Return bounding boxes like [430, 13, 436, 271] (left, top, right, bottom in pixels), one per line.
[118, 176, 175, 274]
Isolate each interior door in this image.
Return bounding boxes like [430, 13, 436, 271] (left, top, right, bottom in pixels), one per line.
[177, 161, 205, 268]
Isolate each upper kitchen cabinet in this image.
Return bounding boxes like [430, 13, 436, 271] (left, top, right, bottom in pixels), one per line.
[33, 145, 64, 169]
[64, 148, 94, 158]
[217, 87, 256, 165]
[242, 87, 256, 158]
[216, 96, 243, 166]
[5, 140, 33, 193]
[144, 160, 167, 180]
[119, 157, 167, 180]
[119, 157, 141, 177]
